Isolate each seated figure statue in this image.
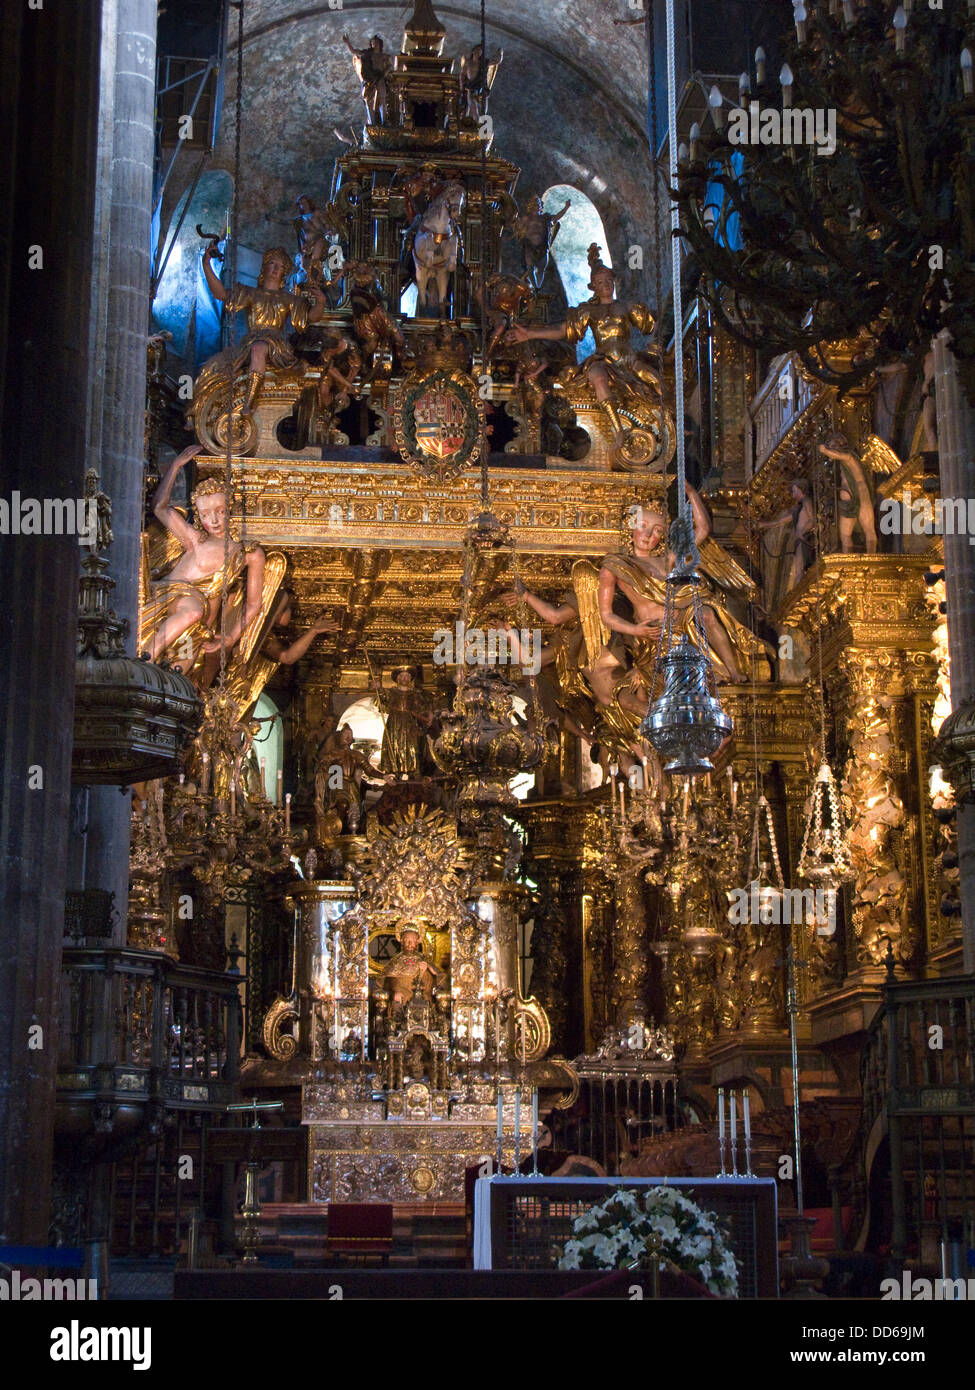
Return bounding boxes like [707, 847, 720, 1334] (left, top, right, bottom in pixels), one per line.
[381, 927, 443, 1018]
[507, 244, 673, 469]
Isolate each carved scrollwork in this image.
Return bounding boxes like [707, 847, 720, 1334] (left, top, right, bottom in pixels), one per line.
[262, 995, 299, 1060]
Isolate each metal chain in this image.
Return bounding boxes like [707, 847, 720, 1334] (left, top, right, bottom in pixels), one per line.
[217, 0, 246, 685]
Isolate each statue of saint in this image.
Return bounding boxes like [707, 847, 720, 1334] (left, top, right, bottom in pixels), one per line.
[377, 666, 434, 776]
[460, 44, 503, 121]
[193, 244, 327, 419]
[382, 927, 443, 1012]
[313, 723, 381, 838]
[343, 33, 391, 125]
[139, 446, 266, 669]
[507, 245, 667, 465]
[508, 194, 571, 290]
[818, 432, 878, 553]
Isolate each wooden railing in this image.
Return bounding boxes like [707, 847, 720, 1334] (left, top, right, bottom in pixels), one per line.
[57, 947, 241, 1115]
[860, 970, 975, 1264]
[750, 355, 822, 470]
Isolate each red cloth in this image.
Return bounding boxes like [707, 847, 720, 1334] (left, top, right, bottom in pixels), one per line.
[326, 1203, 393, 1254]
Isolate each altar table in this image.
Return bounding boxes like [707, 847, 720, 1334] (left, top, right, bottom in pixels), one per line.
[473, 1175, 778, 1297]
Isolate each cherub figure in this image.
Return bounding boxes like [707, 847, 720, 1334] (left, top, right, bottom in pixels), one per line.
[758, 478, 816, 590]
[819, 432, 877, 553]
[139, 445, 266, 670]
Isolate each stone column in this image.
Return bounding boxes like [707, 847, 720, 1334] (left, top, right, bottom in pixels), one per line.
[69, 0, 158, 945]
[0, 1, 103, 1244]
[932, 331, 975, 973]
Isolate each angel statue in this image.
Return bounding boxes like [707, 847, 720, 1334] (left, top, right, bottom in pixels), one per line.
[504, 486, 768, 764]
[818, 431, 884, 554]
[507, 245, 673, 470]
[343, 33, 391, 125]
[189, 243, 327, 446]
[139, 445, 266, 678]
[217, 584, 341, 725]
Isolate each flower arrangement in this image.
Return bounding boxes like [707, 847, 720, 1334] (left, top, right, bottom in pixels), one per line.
[557, 1186, 739, 1297]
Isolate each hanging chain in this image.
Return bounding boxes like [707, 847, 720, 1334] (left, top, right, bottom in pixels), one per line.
[216, 0, 246, 686]
[647, 0, 666, 418]
[478, 0, 490, 508]
[664, 0, 690, 550]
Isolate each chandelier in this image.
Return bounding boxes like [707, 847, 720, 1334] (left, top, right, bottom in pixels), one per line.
[674, 0, 975, 401]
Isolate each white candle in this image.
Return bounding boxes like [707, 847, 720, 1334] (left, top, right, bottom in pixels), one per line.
[531, 1088, 539, 1173]
[284, 792, 291, 833]
[178, 771, 185, 786]
[730, 1091, 737, 1142]
[743, 1089, 751, 1143]
[230, 783, 236, 818]
[276, 768, 283, 806]
[718, 1087, 726, 1142]
[514, 1087, 521, 1163]
[497, 1087, 503, 1144]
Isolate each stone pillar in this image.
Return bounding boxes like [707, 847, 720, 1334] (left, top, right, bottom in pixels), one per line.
[932, 330, 975, 973]
[69, 0, 158, 945]
[0, 1, 103, 1244]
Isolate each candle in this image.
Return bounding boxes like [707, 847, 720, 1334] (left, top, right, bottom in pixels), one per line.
[619, 781, 626, 821]
[497, 1087, 503, 1144]
[514, 1086, 521, 1169]
[893, 6, 907, 54]
[178, 771, 185, 786]
[743, 1089, 751, 1143]
[285, 792, 291, 833]
[963, 48, 974, 97]
[730, 1091, 737, 1143]
[681, 781, 690, 820]
[732, 780, 739, 814]
[531, 1088, 539, 1175]
[276, 768, 283, 806]
[230, 783, 236, 818]
[718, 1087, 726, 1143]
[755, 46, 766, 84]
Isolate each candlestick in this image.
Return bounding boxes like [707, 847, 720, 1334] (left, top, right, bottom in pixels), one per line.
[284, 792, 291, 834]
[717, 1087, 727, 1176]
[531, 1087, 539, 1176]
[730, 1091, 739, 1176]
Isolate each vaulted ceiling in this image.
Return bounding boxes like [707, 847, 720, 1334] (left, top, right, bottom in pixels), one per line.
[205, 0, 659, 300]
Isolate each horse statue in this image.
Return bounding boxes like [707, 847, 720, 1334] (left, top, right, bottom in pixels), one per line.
[411, 181, 465, 316]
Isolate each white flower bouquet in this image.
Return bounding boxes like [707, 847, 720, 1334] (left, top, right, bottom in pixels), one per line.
[557, 1186, 739, 1297]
